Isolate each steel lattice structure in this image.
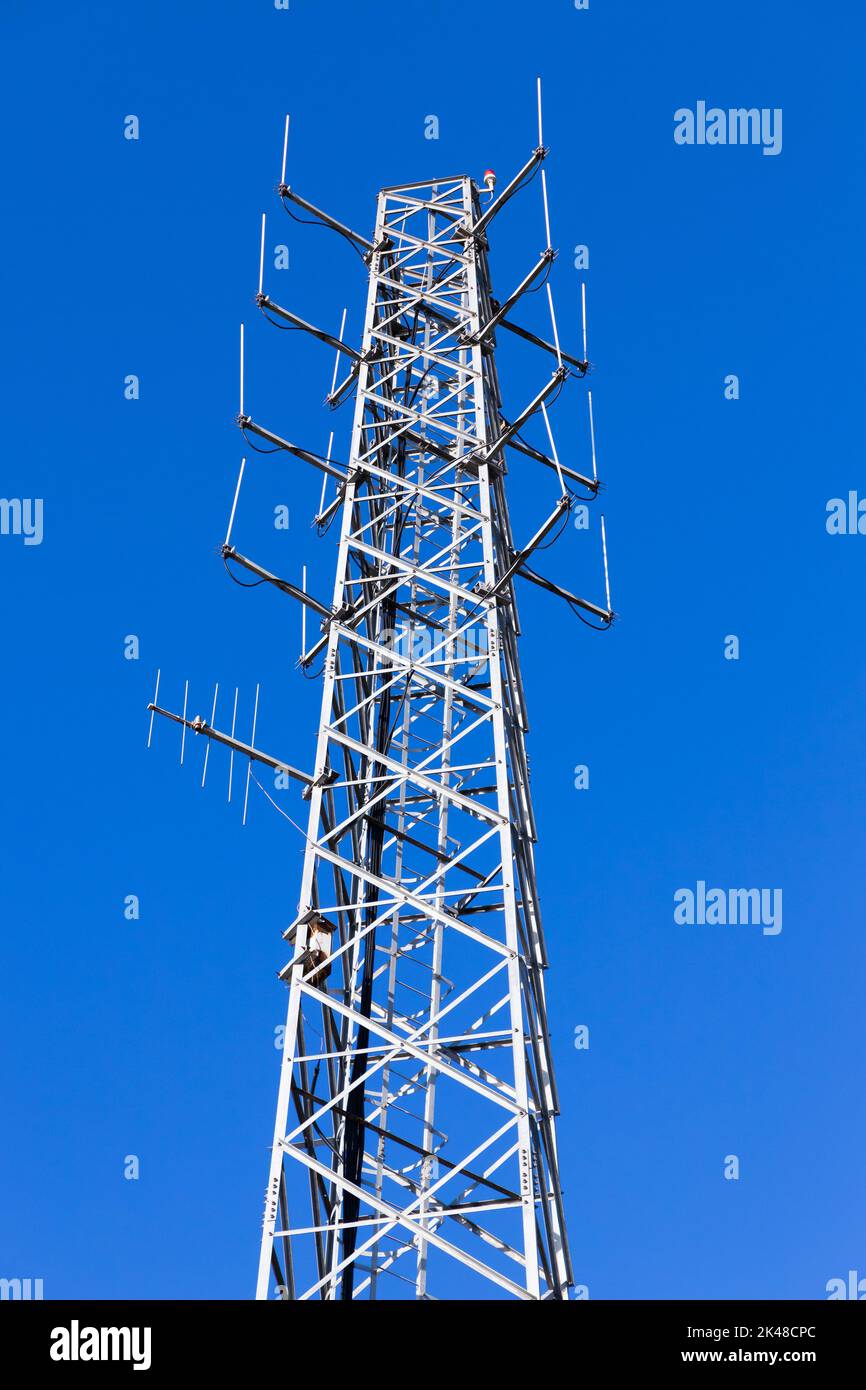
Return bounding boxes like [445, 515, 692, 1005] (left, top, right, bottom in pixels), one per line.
[256, 172, 581, 1303]
[149, 115, 613, 1300]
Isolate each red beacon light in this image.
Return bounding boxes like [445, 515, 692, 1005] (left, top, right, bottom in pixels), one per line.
[483, 168, 496, 194]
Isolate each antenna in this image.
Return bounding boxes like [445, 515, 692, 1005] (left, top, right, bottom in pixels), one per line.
[242, 684, 260, 827]
[536, 75, 544, 148]
[540, 401, 566, 495]
[228, 687, 238, 802]
[280, 114, 290, 186]
[180, 679, 189, 765]
[239, 323, 245, 417]
[225, 458, 247, 548]
[545, 283, 563, 370]
[301, 566, 308, 656]
[258, 213, 266, 297]
[540, 169, 552, 251]
[318, 433, 333, 517]
[329, 308, 348, 399]
[601, 513, 612, 615]
[147, 668, 161, 748]
[587, 390, 598, 484]
[581, 282, 588, 364]
[201, 683, 219, 788]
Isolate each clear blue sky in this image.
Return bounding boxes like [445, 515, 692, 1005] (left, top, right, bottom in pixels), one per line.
[1, 0, 864, 1299]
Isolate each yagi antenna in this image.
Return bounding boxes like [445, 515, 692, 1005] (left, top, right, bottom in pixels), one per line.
[227, 687, 238, 802]
[258, 214, 266, 297]
[147, 668, 161, 748]
[242, 683, 261, 827]
[587, 390, 598, 484]
[225, 458, 247, 548]
[601, 514, 612, 616]
[201, 682, 219, 788]
[280, 114, 290, 187]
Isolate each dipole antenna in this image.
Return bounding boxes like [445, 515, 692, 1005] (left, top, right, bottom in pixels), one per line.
[280, 114, 289, 187]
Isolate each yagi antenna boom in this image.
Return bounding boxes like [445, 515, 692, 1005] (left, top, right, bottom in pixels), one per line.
[147, 692, 319, 790]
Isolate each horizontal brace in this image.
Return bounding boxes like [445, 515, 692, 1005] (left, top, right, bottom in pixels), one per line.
[297, 980, 521, 1115]
[294, 1031, 512, 1062]
[279, 1138, 532, 1301]
[323, 724, 504, 828]
[279, 1198, 522, 1239]
[293, 1085, 520, 1203]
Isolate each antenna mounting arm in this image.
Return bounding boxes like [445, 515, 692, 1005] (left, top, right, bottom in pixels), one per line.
[279, 184, 377, 253]
[256, 296, 363, 361]
[468, 249, 556, 345]
[222, 546, 331, 616]
[468, 146, 548, 240]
